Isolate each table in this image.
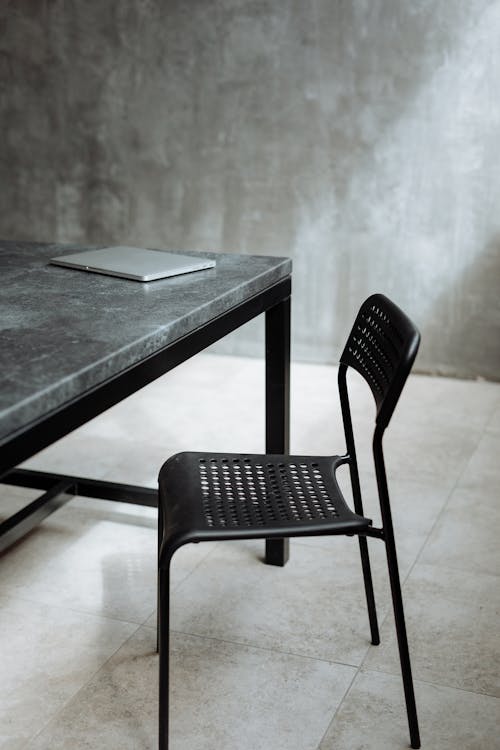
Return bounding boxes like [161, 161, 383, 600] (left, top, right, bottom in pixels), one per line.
[0, 240, 291, 566]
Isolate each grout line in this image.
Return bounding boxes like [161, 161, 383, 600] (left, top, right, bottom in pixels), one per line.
[0, 589, 149, 628]
[18, 621, 145, 749]
[171, 542, 222, 589]
[364, 664, 500, 700]
[400, 425, 486, 577]
[315, 665, 360, 749]
[168, 627, 362, 670]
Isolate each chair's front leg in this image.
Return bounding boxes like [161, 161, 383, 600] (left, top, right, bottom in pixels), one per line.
[265, 294, 291, 567]
[156, 502, 164, 654]
[158, 564, 171, 750]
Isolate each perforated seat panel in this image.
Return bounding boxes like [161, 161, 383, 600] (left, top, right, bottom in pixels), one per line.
[159, 452, 371, 548]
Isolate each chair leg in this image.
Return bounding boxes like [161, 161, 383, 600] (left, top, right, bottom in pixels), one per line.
[158, 564, 170, 750]
[156, 503, 164, 653]
[385, 540, 420, 749]
[358, 536, 380, 645]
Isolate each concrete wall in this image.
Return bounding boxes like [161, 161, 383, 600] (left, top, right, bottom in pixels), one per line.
[1, 1, 499, 379]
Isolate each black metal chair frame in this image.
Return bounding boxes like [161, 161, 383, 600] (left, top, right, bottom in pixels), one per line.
[157, 293, 421, 749]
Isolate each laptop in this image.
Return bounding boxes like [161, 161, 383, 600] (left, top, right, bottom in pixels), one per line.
[50, 246, 216, 282]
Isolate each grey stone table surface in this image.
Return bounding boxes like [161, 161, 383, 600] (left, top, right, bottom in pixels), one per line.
[0, 240, 291, 447]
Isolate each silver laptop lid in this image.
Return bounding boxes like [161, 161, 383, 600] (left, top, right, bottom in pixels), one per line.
[50, 246, 216, 282]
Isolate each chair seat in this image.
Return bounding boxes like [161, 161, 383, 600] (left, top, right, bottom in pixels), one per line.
[159, 452, 372, 556]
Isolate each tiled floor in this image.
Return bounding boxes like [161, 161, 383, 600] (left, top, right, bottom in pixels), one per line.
[1, 353, 499, 749]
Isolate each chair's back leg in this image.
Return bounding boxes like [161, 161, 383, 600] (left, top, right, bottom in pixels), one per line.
[338, 366, 380, 645]
[373, 431, 420, 748]
[358, 536, 380, 645]
[158, 564, 171, 750]
[384, 534, 420, 749]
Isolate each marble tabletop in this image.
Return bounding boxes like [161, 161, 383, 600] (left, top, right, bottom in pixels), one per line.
[0, 241, 291, 446]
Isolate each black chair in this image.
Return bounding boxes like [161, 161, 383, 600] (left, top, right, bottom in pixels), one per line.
[157, 293, 421, 749]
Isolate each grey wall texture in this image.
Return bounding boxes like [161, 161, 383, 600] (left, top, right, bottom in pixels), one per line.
[1, 1, 499, 379]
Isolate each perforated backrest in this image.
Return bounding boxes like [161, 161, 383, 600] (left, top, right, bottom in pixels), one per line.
[340, 294, 420, 428]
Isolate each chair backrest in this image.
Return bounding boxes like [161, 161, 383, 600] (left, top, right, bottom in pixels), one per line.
[339, 294, 420, 429]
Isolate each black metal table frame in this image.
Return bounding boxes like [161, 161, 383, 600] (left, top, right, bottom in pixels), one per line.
[0, 276, 291, 566]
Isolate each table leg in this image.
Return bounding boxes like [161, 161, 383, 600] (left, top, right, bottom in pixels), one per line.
[265, 294, 291, 566]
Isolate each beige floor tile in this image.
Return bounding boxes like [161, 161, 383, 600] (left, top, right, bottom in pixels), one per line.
[420, 482, 500, 576]
[394, 373, 500, 433]
[383, 423, 481, 489]
[325, 387, 482, 491]
[0, 595, 137, 749]
[26, 626, 355, 750]
[0, 483, 40, 518]
[320, 669, 500, 750]
[106, 352, 266, 454]
[0, 497, 212, 623]
[364, 563, 500, 696]
[101, 445, 179, 489]
[459, 431, 500, 489]
[151, 538, 393, 666]
[20, 431, 121, 479]
[310, 369, 495, 473]
[485, 400, 500, 435]
[288, 362, 346, 455]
